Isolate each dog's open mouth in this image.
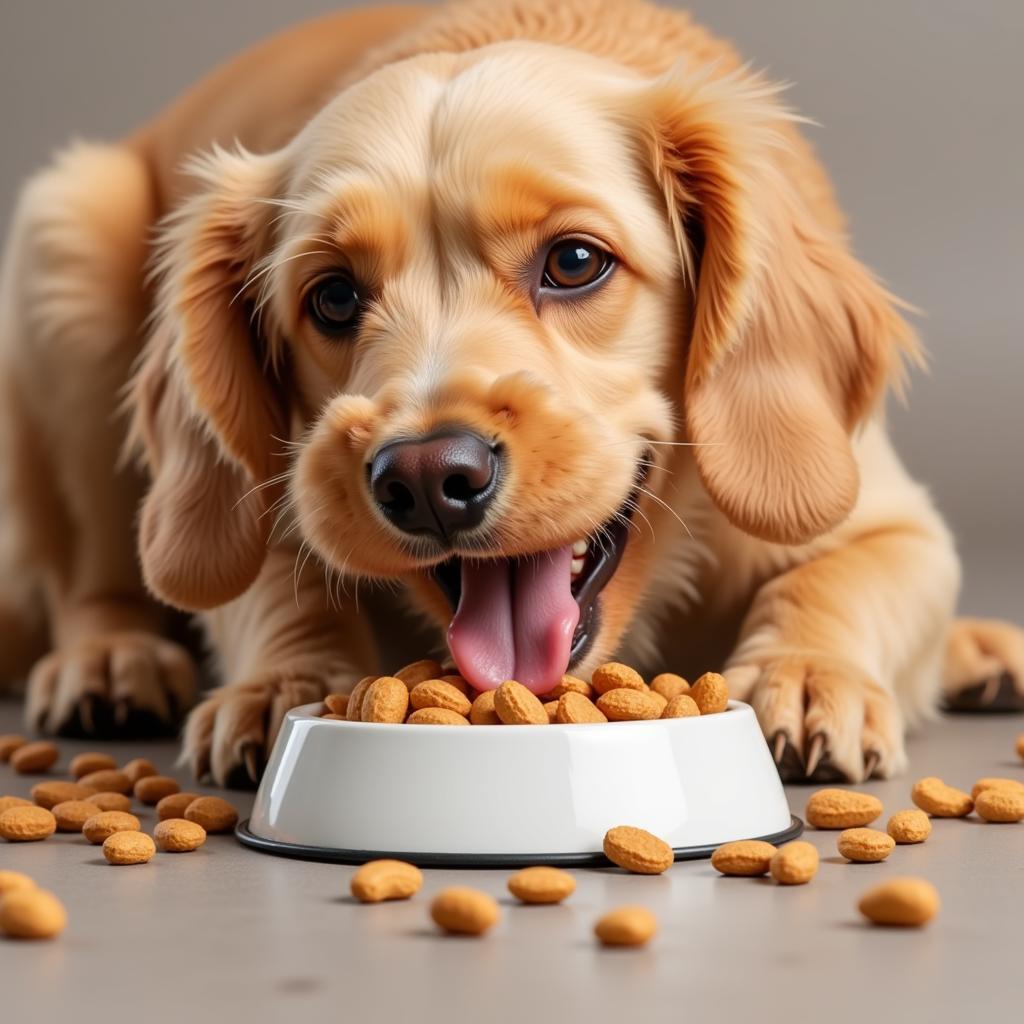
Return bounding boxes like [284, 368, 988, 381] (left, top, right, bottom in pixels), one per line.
[431, 469, 645, 695]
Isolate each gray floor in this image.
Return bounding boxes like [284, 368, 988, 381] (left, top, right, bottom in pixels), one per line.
[1, 702, 1022, 1023]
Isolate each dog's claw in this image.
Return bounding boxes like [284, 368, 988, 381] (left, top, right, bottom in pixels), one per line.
[242, 743, 263, 785]
[804, 733, 825, 778]
[772, 731, 788, 765]
[863, 749, 881, 779]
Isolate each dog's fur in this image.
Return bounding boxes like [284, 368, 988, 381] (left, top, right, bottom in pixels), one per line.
[1, 0, 1021, 786]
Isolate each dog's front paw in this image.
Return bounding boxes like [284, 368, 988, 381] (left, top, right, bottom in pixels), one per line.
[26, 632, 196, 737]
[180, 675, 330, 788]
[725, 653, 906, 784]
[944, 618, 1024, 712]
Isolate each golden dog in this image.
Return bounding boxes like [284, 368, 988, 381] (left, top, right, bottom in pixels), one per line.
[1, 0, 1020, 786]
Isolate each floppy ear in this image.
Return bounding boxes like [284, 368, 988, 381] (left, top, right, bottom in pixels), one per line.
[129, 147, 288, 610]
[638, 67, 919, 544]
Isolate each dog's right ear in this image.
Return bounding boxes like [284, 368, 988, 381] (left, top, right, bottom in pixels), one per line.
[129, 147, 287, 611]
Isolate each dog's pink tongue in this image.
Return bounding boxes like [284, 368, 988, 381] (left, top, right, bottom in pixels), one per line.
[447, 546, 579, 695]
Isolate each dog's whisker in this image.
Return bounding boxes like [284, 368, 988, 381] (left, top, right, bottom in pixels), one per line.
[635, 483, 694, 541]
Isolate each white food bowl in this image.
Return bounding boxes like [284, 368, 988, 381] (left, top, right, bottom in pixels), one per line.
[237, 700, 801, 866]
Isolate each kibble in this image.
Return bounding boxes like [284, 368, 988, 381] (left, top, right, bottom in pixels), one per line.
[837, 828, 896, 863]
[806, 788, 883, 829]
[323, 693, 349, 716]
[0, 888, 67, 939]
[494, 680, 547, 726]
[156, 791, 201, 821]
[68, 752, 117, 779]
[858, 877, 939, 927]
[594, 906, 657, 947]
[974, 788, 1024, 823]
[711, 840, 776, 876]
[650, 673, 690, 701]
[82, 811, 141, 844]
[0, 796, 33, 815]
[78, 769, 132, 795]
[90, 792, 133, 813]
[603, 825, 674, 874]
[0, 734, 27, 762]
[409, 679, 472, 718]
[10, 741, 59, 774]
[102, 830, 156, 865]
[406, 707, 469, 726]
[0, 805, 57, 842]
[770, 841, 819, 885]
[0, 869, 36, 896]
[592, 663, 645, 694]
[394, 659, 445, 687]
[970, 777, 1024, 801]
[596, 688, 662, 722]
[31, 780, 97, 810]
[661, 694, 700, 719]
[548, 675, 593, 700]
[184, 796, 238, 834]
[430, 887, 500, 935]
[121, 758, 158, 786]
[507, 866, 576, 904]
[555, 692, 608, 724]
[350, 860, 423, 903]
[690, 672, 729, 714]
[345, 676, 376, 721]
[362, 677, 410, 724]
[134, 775, 180, 805]
[469, 690, 501, 725]
[154, 818, 207, 852]
[911, 777, 973, 818]
[886, 809, 931, 844]
[51, 800, 101, 832]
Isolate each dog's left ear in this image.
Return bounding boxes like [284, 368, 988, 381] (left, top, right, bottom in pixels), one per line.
[633, 65, 919, 544]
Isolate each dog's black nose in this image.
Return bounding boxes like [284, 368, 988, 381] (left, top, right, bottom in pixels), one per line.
[369, 430, 501, 539]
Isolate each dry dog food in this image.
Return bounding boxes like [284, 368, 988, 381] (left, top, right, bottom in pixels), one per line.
[769, 841, 819, 885]
[837, 828, 895, 863]
[78, 769, 132, 795]
[507, 866, 576, 904]
[974, 788, 1024, 823]
[0, 734, 27, 761]
[321, 661, 727, 726]
[121, 758, 158, 785]
[90, 792, 133, 812]
[184, 796, 238, 834]
[0, 805, 57, 842]
[0, 795, 33, 814]
[154, 819, 207, 852]
[711, 840, 777, 876]
[102, 831, 156, 865]
[1017, 734, 1024, 760]
[886, 809, 932, 844]
[31, 780, 97, 810]
[68, 752, 117, 779]
[0, 869, 36, 896]
[430, 887, 500, 935]
[594, 906, 657, 947]
[134, 775, 180, 805]
[603, 826, 674, 874]
[82, 811, 141, 844]
[0, 887, 67, 940]
[51, 800, 101, 832]
[911, 777, 973, 818]
[970, 777, 1024, 801]
[10, 741, 59, 774]
[806, 788, 883, 829]
[156, 792, 200, 821]
[858, 877, 939, 927]
[350, 860, 423, 903]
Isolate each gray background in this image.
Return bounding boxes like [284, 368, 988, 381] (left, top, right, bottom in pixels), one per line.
[1, 0, 1021, 616]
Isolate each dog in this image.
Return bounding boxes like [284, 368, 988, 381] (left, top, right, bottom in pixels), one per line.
[1, 0, 1020, 787]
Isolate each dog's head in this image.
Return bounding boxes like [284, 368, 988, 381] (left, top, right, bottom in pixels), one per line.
[132, 44, 914, 692]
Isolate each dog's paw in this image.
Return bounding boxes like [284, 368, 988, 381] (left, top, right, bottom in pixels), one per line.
[26, 632, 197, 737]
[180, 675, 329, 788]
[944, 618, 1024, 713]
[725, 653, 906, 785]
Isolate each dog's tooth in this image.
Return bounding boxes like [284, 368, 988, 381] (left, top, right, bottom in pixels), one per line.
[572, 539, 588, 557]
[570, 557, 585, 575]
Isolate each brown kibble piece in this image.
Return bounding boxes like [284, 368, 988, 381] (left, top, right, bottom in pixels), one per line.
[837, 827, 896, 863]
[121, 758, 158, 786]
[351, 860, 423, 902]
[662, 694, 700, 719]
[690, 672, 729, 714]
[10, 741, 59, 774]
[323, 693, 349, 716]
[974, 788, 1024, 823]
[711, 840, 777, 876]
[321, 713, 345, 720]
[154, 818, 207, 852]
[543, 701, 559, 723]
[156, 792, 201, 821]
[886, 809, 932, 844]
[440, 675, 473, 696]
[346, 676, 376, 721]
[51, 800, 101, 832]
[596, 688, 662, 722]
[769, 841, 819, 885]
[31, 780, 97, 810]
[409, 679, 472, 717]
[469, 690, 501, 725]
[0, 888, 67, 939]
[0, 805, 57, 842]
[591, 663, 645, 695]
[394, 659, 445, 687]
[594, 906, 657, 947]
[90, 792, 133, 812]
[430, 887, 500, 935]
[362, 677, 411, 724]
[806, 788, 883, 829]
[549, 675, 594, 700]
[858, 877, 939, 927]
[603, 825, 674, 874]
[494, 680, 547, 725]
[911, 777, 973, 818]
[0, 869, 36, 896]
[77, 769, 132, 795]
[184, 796, 239, 834]
[406, 707, 469, 726]
[134, 775, 180, 805]
[555, 692, 608, 724]
[1017, 734, 1024, 760]
[0, 735, 27, 762]
[507, 866, 576, 904]
[970, 777, 1024, 801]
[650, 673, 690, 700]
[82, 810, 141, 844]
[68, 752, 117, 779]
[0, 796, 34, 815]
[102, 830, 156, 865]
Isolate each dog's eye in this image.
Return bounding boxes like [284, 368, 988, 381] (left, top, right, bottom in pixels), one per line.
[307, 275, 361, 334]
[542, 239, 612, 289]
